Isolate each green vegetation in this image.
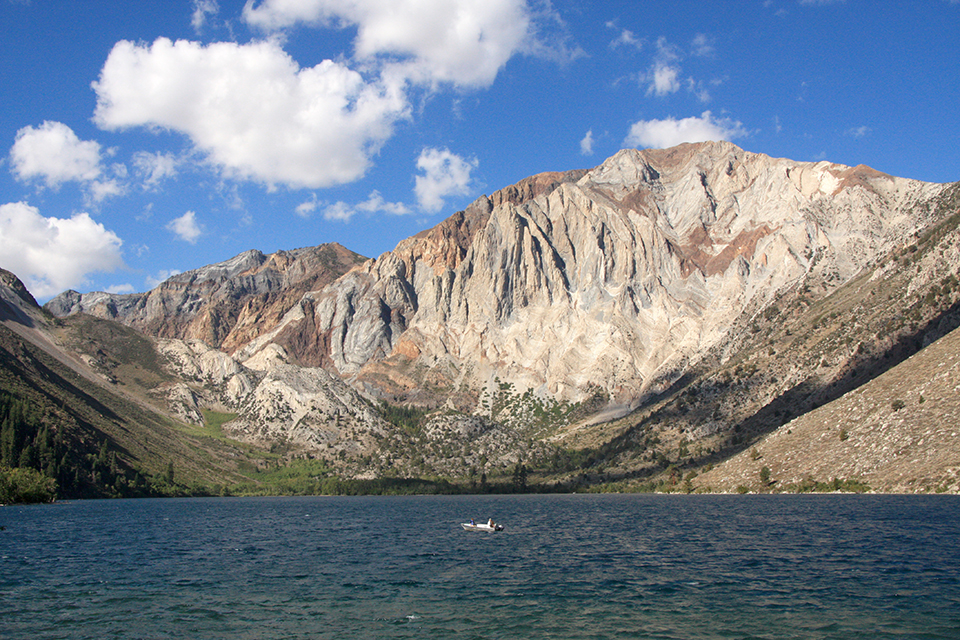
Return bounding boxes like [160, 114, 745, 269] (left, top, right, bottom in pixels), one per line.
[377, 401, 430, 434]
[782, 477, 871, 494]
[0, 465, 56, 504]
[759, 466, 771, 485]
[227, 459, 335, 496]
[191, 409, 239, 439]
[0, 385, 188, 501]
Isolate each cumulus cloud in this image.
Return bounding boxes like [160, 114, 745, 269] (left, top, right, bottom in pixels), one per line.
[624, 111, 748, 149]
[93, 4, 575, 191]
[243, 0, 535, 89]
[9, 122, 124, 202]
[414, 147, 477, 213]
[845, 125, 871, 138]
[88, 178, 126, 202]
[297, 190, 410, 221]
[92, 38, 408, 189]
[9, 121, 101, 186]
[0, 201, 124, 299]
[580, 130, 594, 155]
[354, 191, 411, 216]
[166, 210, 203, 243]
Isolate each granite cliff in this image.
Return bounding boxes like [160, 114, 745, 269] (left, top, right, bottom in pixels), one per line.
[27, 142, 960, 492]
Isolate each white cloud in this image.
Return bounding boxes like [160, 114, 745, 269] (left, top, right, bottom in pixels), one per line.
[106, 283, 136, 295]
[686, 78, 711, 103]
[624, 111, 748, 149]
[610, 28, 642, 50]
[354, 190, 411, 215]
[414, 147, 477, 213]
[296, 195, 321, 218]
[691, 33, 715, 57]
[93, 38, 408, 189]
[648, 61, 680, 96]
[146, 269, 181, 289]
[645, 37, 681, 96]
[845, 125, 871, 138]
[9, 122, 125, 202]
[10, 121, 102, 187]
[299, 190, 410, 222]
[191, 0, 219, 32]
[133, 151, 179, 188]
[242, 0, 541, 89]
[167, 210, 203, 243]
[88, 179, 126, 202]
[580, 130, 594, 155]
[321, 201, 354, 222]
[0, 201, 124, 299]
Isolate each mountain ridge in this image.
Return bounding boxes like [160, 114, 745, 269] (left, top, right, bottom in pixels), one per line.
[5, 141, 956, 495]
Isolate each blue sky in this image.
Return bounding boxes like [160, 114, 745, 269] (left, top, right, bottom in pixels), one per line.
[1, 0, 958, 301]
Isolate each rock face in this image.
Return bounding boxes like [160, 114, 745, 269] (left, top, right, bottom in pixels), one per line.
[46, 243, 365, 354]
[247, 142, 941, 409]
[40, 142, 954, 480]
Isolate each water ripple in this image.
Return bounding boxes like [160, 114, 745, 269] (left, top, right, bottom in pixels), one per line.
[2, 494, 959, 639]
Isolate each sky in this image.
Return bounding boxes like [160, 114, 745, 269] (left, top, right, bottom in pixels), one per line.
[1, 0, 959, 301]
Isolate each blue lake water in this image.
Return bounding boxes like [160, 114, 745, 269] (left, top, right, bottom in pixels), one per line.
[2, 494, 959, 639]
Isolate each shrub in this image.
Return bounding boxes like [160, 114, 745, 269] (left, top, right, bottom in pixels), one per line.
[0, 465, 57, 503]
[759, 466, 771, 485]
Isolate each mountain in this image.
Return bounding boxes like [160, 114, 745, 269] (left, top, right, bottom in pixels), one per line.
[695, 319, 960, 494]
[0, 269, 269, 498]
[45, 243, 366, 353]
[13, 142, 960, 494]
[286, 142, 942, 413]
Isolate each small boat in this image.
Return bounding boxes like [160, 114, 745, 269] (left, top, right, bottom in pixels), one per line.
[461, 521, 504, 532]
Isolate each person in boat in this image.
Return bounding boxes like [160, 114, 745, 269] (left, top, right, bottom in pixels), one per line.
[470, 519, 476, 525]
[487, 518, 495, 528]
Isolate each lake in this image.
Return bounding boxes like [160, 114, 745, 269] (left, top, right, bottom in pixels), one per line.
[2, 494, 958, 639]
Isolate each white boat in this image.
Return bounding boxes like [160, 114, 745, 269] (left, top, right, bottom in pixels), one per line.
[461, 521, 504, 532]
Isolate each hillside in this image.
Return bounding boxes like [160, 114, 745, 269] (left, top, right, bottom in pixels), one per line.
[696, 322, 960, 493]
[1, 269, 319, 499]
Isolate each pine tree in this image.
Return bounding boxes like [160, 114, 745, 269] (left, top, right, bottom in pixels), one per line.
[0, 418, 15, 466]
[18, 443, 35, 469]
[512, 461, 528, 493]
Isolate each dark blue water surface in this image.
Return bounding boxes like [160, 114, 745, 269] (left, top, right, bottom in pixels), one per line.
[2, 494, 959, 639]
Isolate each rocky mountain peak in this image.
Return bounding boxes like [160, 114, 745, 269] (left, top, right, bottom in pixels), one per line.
[0, 268, 41, 326]
[44, 242, 366, 352]
[38, 143, 950, 420]
[7, 143, 960, 494]
[0, 268, 39, 309]
[259, 143, 941, 413]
